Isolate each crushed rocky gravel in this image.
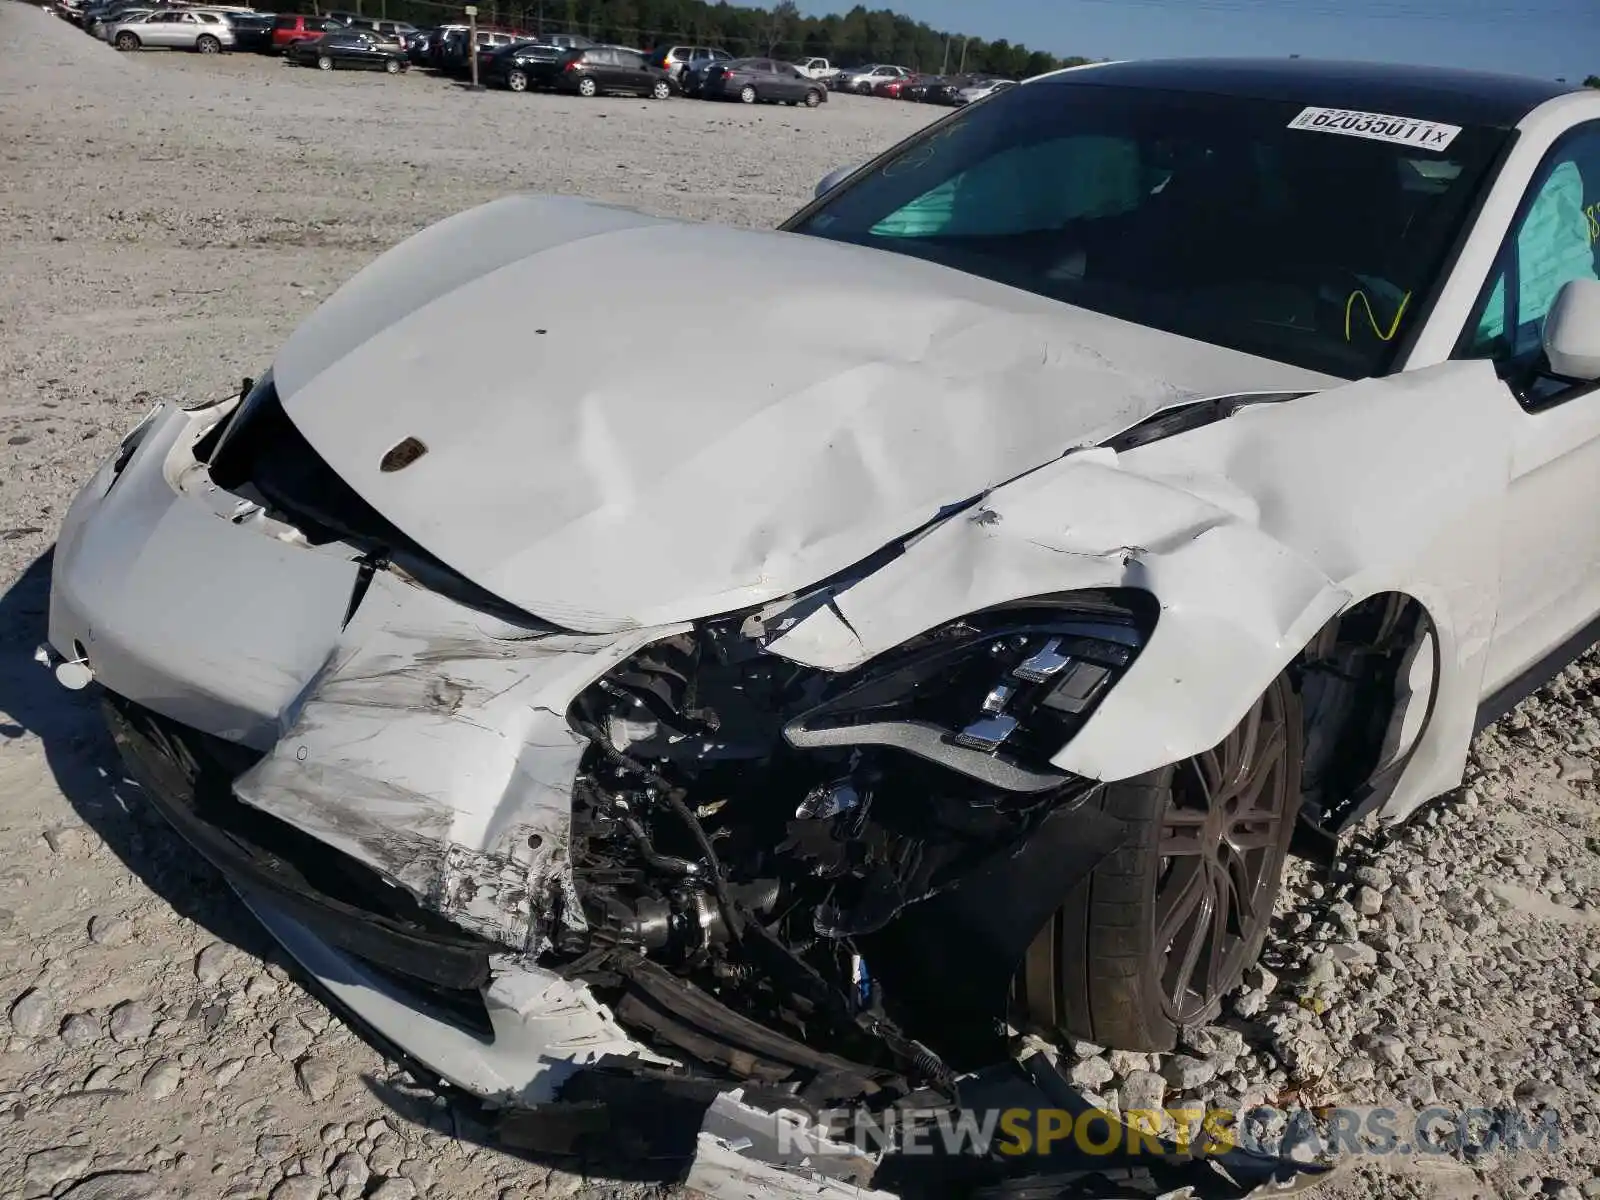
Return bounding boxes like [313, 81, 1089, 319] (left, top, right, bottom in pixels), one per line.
[3, 4, 1600, 1198]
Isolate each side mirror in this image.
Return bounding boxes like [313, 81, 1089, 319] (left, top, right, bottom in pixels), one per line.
[1544, 277, 1600, 381]
[814, 163, 859, 199]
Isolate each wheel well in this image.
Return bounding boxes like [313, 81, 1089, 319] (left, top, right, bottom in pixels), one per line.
[1288, 592, 1437, 847]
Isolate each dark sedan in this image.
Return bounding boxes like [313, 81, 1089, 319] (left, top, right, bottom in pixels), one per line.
[285, 30, 408, 72]
[227, 12, 275, 54]
[484, 33, 596, 91]
[553, 47, 672, 98]
[702, 57, 827, 106]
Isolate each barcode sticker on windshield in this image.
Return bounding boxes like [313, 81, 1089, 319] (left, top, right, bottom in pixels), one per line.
[1288, 106, 1461, 152]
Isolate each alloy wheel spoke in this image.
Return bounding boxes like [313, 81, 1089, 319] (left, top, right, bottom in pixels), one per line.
[1217, 842, 1254, 934]
[1165, 868, 1217, 1007]
[1202, 860, 1233, 997]
[1155, 857, 1208, 950]
[1229, 719, 1288, 818]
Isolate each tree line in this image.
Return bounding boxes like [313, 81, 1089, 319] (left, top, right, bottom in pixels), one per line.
[316, 0, 1090, 77]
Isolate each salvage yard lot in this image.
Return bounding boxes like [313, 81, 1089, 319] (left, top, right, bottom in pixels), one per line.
[5, 4, 1600, 1199]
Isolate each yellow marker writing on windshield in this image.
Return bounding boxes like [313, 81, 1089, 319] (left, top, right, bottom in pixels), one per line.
[1344, 289, 1412, 342]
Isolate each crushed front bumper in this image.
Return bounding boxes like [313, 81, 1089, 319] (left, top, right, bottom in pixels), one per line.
[51, 400, 1323, 1198]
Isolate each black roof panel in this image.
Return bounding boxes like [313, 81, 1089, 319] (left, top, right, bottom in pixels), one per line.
[1043, 58, 1575, 129]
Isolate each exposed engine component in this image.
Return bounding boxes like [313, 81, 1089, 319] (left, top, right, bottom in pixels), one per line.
[553, 593, 1154, 1098]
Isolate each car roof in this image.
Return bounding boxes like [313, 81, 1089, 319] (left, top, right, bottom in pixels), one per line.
[1039, 58, 1576, 130]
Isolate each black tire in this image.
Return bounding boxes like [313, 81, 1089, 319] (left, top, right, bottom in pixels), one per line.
[195, 34, 220, 53]
[576, 74, 597, 97]
[1014, 674, 1302, 1051]
[507, 68, 527, 91]
[114, 31, 138, 50]
[650, 79, 670, 100]
[384, 57, 400, 74]
[738, 84, 757, 104]
[316, 55, 333, 71]
[804, 88, 822, 107]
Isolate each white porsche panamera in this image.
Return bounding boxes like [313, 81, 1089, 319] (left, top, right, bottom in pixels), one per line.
[40, 56, 1600, 1197]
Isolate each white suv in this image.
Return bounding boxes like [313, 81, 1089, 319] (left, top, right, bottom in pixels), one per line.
[838, 63, 911, 92]
[108, 9, 235, 52]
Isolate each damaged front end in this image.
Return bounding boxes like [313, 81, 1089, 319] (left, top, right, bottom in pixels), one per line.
[554, 594, 1156, 1095]
[51, 375, 1327, 1198]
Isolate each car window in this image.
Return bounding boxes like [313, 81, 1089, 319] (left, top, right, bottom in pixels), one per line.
[1459, 124, 1600, 392]
[615, 50, 643, 68]
[793, 82, 1508, 379]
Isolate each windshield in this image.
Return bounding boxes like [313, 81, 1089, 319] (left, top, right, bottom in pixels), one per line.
[787, 81, 1508, 378]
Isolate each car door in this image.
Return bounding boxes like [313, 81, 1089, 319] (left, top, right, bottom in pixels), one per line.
[610, 49, 637, 91]
[1453, 122, 1600, 695]
[776, 62, 809, 101]
[140, 12, 178, 45]
[329, 34, 361, 65]
[754, 60, 784, 99]
[612, 49, 645, 94]
[171, 12, 200, 47]
[581, 48, 612, 89]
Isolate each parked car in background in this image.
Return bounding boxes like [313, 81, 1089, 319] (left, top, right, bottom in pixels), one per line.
[109, 9, 234, 52]
[483, 34, 596, 91]
[343, 16, 416, 47]
[271, 13, 342, 52]
[677, 57, 721, 97]
[646, 44, 730, 87]
[437, 27, 520, 75]
[220, 10, 272, 52]
[404, 25, 443, 63]
[792, 56, 838, 81]
[554, 46, 672, 98]
[836, 63, 910, 92]
[955, 77, 1017, 104]
[89, 5, 148, 37]
[83, 0, 157, 35]
[872, 72, 922, 98]
[285, 28, 407, 72]
[702, 58, 827, 106]
[898, 74, 947, 102]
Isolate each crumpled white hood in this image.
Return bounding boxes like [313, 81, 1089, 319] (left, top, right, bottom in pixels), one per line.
[273, 194, 1334, 632]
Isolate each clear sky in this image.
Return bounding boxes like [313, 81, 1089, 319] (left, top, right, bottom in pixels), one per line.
[797, 0, 1599, 84]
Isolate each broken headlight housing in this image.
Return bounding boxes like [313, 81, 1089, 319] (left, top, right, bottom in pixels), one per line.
[784, 590, 1157, 791]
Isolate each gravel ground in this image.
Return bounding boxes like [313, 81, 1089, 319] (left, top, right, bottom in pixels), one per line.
[3, 5, 1599, 1199]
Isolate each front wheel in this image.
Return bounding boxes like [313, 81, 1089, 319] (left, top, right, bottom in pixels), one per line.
[1013, 673, 1302, 1051]
[195, 34, 220, 53]
[113, 31, 138, 50]
[507, 68, 527, 91]
[650, 79, 671, 100]
[738, 84, 756, 104]
[384, 57, 400, 74]
[316, 55, 333, 71]
[804, 88, 822, 107]
[576, 75, 597, 97]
